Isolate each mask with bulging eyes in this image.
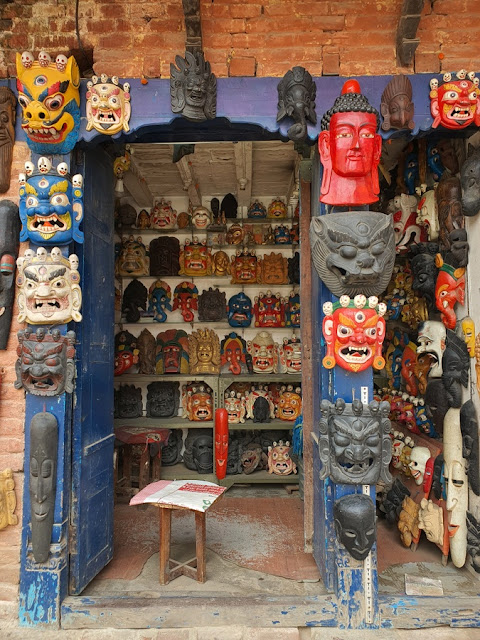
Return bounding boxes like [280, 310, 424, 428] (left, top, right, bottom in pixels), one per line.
[334, 493, 376, 561]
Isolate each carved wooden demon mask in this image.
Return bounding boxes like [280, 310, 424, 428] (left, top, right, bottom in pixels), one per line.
[179, 238, 212, 277]
[0, 87, 16, 193]
[188, 328, 221, 375]
[227, 292, 252, 327]
[230, 248, 260, 284]
[435, 256, 465, 330]
[277, 386, 302, 421]
[173, 281, 198, 322]
[182, 383, 214, 421]
[155, 329, 189, 374]
[115, 235, 149, 277]
[220, 332, 250, 375]
[170, 51, 217, 122]
[429, 71, 480, 130]
[0, 200, 20, 349]
[253, 291, 285, 328]
[86, 74, 131, 135]
[248, 331, 278, 374]
[146, 381, 180, 419]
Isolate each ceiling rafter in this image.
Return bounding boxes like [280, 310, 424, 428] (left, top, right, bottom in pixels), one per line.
[233, 142, 253, 209]
[175, 155, 202, 206]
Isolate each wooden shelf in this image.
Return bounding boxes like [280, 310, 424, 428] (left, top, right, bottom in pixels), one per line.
[221, 373, 302, 383]
[115, 374, 218, 384]
[159, 464, 216, 482]
[157, 464, 299, 485]
[228, 420, 295, 431]
[114, 417, 213, 429]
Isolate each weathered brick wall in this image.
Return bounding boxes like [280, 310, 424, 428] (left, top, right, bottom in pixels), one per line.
[0, 142, 28, 603]
[0, 0, 479, 79]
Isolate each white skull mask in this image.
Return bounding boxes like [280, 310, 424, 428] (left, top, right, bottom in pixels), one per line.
[21, 51, 34, 68]
[38, 51, 52, 67]
[55, 54, 68, 72]
[57, 162, 68, 177]
[38, 157, 52, 174]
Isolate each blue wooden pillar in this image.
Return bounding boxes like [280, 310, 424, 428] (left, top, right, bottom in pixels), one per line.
[311, 148, 379, 628]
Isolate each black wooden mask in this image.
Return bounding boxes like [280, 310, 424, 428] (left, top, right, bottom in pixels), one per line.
[444, 229, 469, 268]
[424, 379, 449, 436]
[122, 280, 147, 323]
[162, 430, 183, 466]
[319, 398, 392, 485]
[310, 211, 395, 297]
[334, 494, 376, 561]
[411, 247, 439, 311]
[0, 200, 20, 350]
[288, 252, 300, 284]
[461, 400, 480, 496]
[15, 328, 76, 396]
[442, 329, 469, 408]
[146, 381, 179, 419]
[30, 412, 58, 563]
[198, 287, 227, 322]
[170, 51, 217, 122]
[277, 66, 317, 142]
[461, 146, 480, 217]
[149, 236, 180, 276]
[114, 384, 143, 419]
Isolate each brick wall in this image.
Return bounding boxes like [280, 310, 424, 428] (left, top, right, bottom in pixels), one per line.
[1, 0, 479, 79]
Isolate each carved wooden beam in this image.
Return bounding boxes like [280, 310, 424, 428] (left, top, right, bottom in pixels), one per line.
[233, 141, 253, 209]
[396, 0, 425, 67]
[122, 153, 154, 208]
[182, 0, 202, 53]
[175, 155, 202, 206]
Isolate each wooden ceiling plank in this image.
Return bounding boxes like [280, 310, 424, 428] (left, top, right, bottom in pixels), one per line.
[175, 155, 202, 206]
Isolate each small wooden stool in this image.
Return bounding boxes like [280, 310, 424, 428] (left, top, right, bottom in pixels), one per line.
[155, 504, 207, 584]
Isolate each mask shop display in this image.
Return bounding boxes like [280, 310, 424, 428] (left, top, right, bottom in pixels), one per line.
[429, 71, 480, 130]
[226, 223, 244, 245]
[220, 332, 250, 375]
[380, 75, 414, 131]
[115, 236, 149, 277]
[436, 175, 463, 251]
[262, 225, 275, 245]
[183, 429, 211, 471]
[467, 512, 480, 573]
[253, 291, 285, 328]
[267, 197, 287, 220]
[435, 256, 465, 330]
[173, 281, 198, 322]
[150, 199, 177, 229]
[114, 330, 139, 376]
[277, 385, 302, 421]
[226, 436, 242, 475]
[442, 330, 469, 408]
[278, 335, 302, 374]
[148, 280, 172, 323]
[0, 200, 20, 349]
[334, 493, 376, 561]
[16, 247, 82, 325]
[319, 79, 382, 206]
[274, 224, 291, 244]
[198, 287, 226, 322]
[258, 252, 289, 285]
[458, 316, 475, 358]
[410, 245, 439, 312]
[16, 51, 80, 154]
[206, 216, 227, 247]
[277, 66, 317, 142]
[0, 87, 16, 193]
[114, 384, 142, 419]
[310, 211, 395, 298]
[170, 51, 216, 122]
[136, 208, 151, 229]
[288, 252, 300, 284]
[15, 328, 75, 396]
[29, 412, 58, 563]
[162, 430, 183, 467]
[415, 400, 437, 438]
[322, 296, 387, 373]
[245, 387, 275, 423]
[427, 141, 445, 181]
[137, 328, 156, 375]
[400, 341, 418, 396]
[248, 331, 279, 374]
[381, 478, 410, 524]
[224, 390, 247, 424]
[461, 146, 480, 217]
[155, 329, 189, 374]
[19, 158, 84, 245]
[115, 202, 136, 230]
[227, 292, 253, 327]
[241, 442, 268, 474]
[191, 206, 212, 230]
[417, 320, 446, 378]
[387, 194, 426, 254]
[285, 292, 300, 328]
[182, 383, 214, 422]
[122, 279, 147, 323]
[146, 381, 180, 419]
[212, 250, 231, 277]
[444, 229, 469, 269]
[418, 498, 445, 547]
[149, 237, 180, 277]
[267, 440, 297, 476]
[0, 469, 17, 531]
[214, 408, 229, 480]
[443, 406, 468, 567]
[424, 378, 449, 437]
[86, 74, 131, 135]
[416, 189, 439, 241]
[319, 398, 392, 485]
[408, 446, 431, 485]
[191, 434, 214, 473]
[247, 200, 267, 219]
[403, 146, 419, 195]
[398, 496, 420, 548]
[460, 400, 480, 496]
[179, 238, 212, 277]
[230, 248, 260, 284]
[188, 328, 221, 375]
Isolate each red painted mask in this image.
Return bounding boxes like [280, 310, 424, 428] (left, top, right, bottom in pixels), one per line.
[180, 239, 212, 277]
[435, 256, 465, 330]
[173, 281, 198, 322]
[231, 249, 259, 284]
[184, 384, 213, 421]
[322, 296, 386, 373]
[401, 342, 418, 396]
[220, 333, 248, 375]
[423, 457, 435, 494]
[267, 440, 297, 475]
[430, 72, 480, 130]
[253, 291, 285, 327]
[215, 408, 229, 479]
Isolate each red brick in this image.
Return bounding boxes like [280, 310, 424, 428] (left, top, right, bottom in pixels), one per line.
[229, 56, 256, 77]
[433, 0, 469, 13]
[0, 454, 23, 473]
[323, 52, 340, 76]
[209, 62, 229, 78]
[202, 17, 246, 34]
[414, 51, 441, 73]
[230, 4, 262, 18]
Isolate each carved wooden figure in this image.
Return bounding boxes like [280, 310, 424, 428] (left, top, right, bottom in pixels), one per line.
[429, 71, 480, 130]
[115, 236, 149, 277]
[0, 469, 17, 530]
[334, 494, 376, 561]
[146, 382, 180, 418]
[461, 146, 480, 217]
[258, 252, 288, 285]
[137, 328, 156, 375]
[435, 256, 465, 330]
[150, 199, 177, 229]
[188, 328, 221, 375]
[0, 88, 16, 193]
[86, 75, 131, 135]
[380, 75, 414, 131]
[170, 51, 216, 122]
[149, 237, 180, 277]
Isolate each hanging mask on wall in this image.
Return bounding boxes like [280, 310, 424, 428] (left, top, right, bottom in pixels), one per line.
[29, 412, 58, 563]
[310, 211, 395, 297]
[410, 245, 439, 312]
[173, 281, 198, 322]
[247, 200, 267, 219]
[198, 287, 227, 323]
[122, 279, 147, 323]
[114, 384, 143, 419]
[380, 75, 414, 131]
[278, 335, 302, 374]
[170, 51, 217, 122]
[114, 330, 138, 376]
[267, 440, 297, 475]
[387, 194, 426, 253]
[258, 252, 289, 285]
[227, 292, 252, 327]
[460, 400, 480, 496]
[429, 71, 480, 130]
[19, 158, 84, 245]
[416, 190, 439, 241]
[322, 295, 387, 373]
[182, 383, 214, 421]
[424, 378, 449, 437]
[212, 250, 230, 277]
[15, 328, 75, 396]
[277, 66, 317, 142]
[442, 329, 469, 408]
[137, 328, 156, 375]
[16, 248, 82, 325]
[408, 446, 431, 485]
[179, 238, 212, 277]
[458, 316, 475, 357]
[147, 280, 172, 323]
[115, 235, 149, 277]
[285, 291, 300, 327]
[245, 387, 275, 422]
[253, 291, 285, 328]
[435, 255, 465, 330]
[0, 87, 16, 193]
[230, 248, 260, 284]
[418, 498, 444, 546]
[401, 341, 418, 396]
[288, 252, 300, 284]
[86, 74, 131, 135]
[319, 398, 392, 485]
[146, 381, 180, 419]
[188, 328, 221, 375]
[461, 146, 480, 217]
[150, 199, 177, 230]
[224, 390, 247, 424]
[417, 320, 446, 377]
[155, 329, 189, 374]
[149, 236, 180, 277]
[267, 197, 287, 219]
[277, 385, 302, 421]
[334, 493, 376, 561]
[444, 229, 469, 269]
[16, 51, 80, 154]
[0, 200, 20, 350]
[220, 332, 250, 375]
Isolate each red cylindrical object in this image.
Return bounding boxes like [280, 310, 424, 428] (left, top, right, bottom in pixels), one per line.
[215, 408, 229, 480]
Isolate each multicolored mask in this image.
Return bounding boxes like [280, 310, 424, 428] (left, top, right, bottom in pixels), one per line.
[319, 398, 392, 485]
[16, 51, 80, 154]
[258, 252, 289, 285]
[179, 238, 212, 277]
[0, 87, 16, 193]
[277, 386, 302, 421]
[310, 211, 395, 297]
[248, 331, 278, 374]
[15, 328, 75, 396]
[267, 197, 287, 219]
[0, 200, 20, 350]
[188, 328, 221, 375]
[115, 235, 149, 277]
[191, 206, 212, 230]
[274, 225, 291, 244]
[387, 194, 426, 254]
[19, 158, 84, 245]
[319, 79, 381, 206]
[16, 248, 82, 325]
[155, 329, 189, 374]
[224, 391, 247, 424]
[173, 281, 198, 322]
[230, 248, 260, 284]
[148, 280, 172, 323]
[86, 74, 131, 135]
[220, 332, 249, 375]
[322, 295, 387, 373]
[227, 292, 252, 327]
[247, 200, 267, 219]
[253, 291, 285, 328]
[285, 291, 300, 327]
[401, 341, 418, 396]
[434, 256, 465, 330]
[114, 330, 139, 376]
[150, 199, 177, 229]
[279, 336, 302, 374]
[334, 493, 376, 561]
[182, 383, 214, 421]
[429, 71, 480, 130]
[267, 440, 297, 475]
[136, 209, 151, 229]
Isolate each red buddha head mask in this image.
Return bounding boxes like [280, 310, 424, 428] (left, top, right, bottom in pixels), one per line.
[319, 79, 382, 206]
[322, 295, 387, 373]
[429, 71, 480, 130]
